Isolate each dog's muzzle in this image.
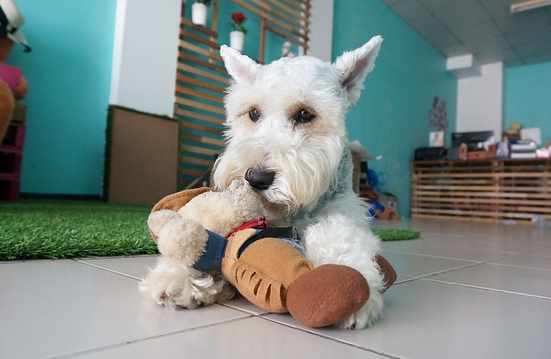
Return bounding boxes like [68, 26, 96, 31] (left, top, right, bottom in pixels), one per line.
[245, 168, 275, 190]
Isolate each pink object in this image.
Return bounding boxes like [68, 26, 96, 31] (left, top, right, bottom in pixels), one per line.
[0, 63, 22, 92]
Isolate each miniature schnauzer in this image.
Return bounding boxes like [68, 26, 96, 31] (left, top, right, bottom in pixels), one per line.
[141, 36, 385, 329]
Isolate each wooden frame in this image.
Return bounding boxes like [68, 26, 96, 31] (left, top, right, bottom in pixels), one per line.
[175, 0, 228, 189]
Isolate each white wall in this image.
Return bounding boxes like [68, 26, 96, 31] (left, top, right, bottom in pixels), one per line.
[309, 0, 334, 62]
[109, 0, 181, 116]
[456, 62, 504, 137]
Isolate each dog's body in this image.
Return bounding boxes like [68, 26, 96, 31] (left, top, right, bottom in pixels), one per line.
[141, 36, 385, 329]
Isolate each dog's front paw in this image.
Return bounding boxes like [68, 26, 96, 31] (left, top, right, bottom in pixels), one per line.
[140, 265, 199, 309]
[338, 291, 383, 330]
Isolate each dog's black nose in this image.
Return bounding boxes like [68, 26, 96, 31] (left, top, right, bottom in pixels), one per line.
[245, 168, 275, 190]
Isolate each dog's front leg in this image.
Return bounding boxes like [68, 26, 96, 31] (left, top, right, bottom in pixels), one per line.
[302, 212, 384, 329]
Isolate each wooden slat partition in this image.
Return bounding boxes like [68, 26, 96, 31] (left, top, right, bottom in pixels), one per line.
[175, 0, 228, 188]
[411, 159, 551, 224]
[232, 0, 311, 62]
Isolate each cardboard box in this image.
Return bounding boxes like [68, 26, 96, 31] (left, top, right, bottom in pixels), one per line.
[104, 106, 179, 205]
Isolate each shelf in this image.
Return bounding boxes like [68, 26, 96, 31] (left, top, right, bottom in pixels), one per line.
[411, 160, 551, 224]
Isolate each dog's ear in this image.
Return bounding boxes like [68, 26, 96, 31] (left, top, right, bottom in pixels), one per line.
[334, 35, 383, 105]
[220, 45, 260, 84]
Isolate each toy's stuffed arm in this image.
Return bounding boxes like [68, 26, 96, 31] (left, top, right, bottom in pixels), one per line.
[148, 210, 181, 237]
[148, 210, 209, 267]
[178, 179, 266, 236]
[148, 209, 231, 273]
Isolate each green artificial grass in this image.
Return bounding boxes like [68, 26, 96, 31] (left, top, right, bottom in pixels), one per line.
[373, 228, 420, 241]
[0, 200, 419, 261]
[0, 200, 156, 260]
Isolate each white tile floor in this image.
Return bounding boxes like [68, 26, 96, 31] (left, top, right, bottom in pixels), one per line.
[2, 219, 551, 359]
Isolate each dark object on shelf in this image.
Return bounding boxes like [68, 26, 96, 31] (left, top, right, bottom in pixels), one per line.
[447, 146, 461, 160]
[414, 147, 447, 161]
[451, 131, 493, 149]
[467, 144, 497, 161]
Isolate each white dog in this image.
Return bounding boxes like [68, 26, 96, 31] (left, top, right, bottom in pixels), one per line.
[141, 35, 385, 329]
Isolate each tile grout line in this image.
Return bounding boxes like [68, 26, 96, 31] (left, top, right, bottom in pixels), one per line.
[48, 315, 255, 359]
[424, 278, 551, 301]
[219, 302, 268, 316]
[256, 315, 404, 359]
[383, 248, 508, 263]
[485, 261, 551, 273]
[72, 259, 143, 281]
[394, 261, 487, 285]
[384, 250, 482, 263]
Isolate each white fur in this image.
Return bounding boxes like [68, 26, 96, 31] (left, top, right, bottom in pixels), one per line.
[142, 36, 385, 329]
[334, 35, 383, 105]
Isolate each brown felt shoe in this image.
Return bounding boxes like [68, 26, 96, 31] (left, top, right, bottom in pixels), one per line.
[286, 264, 370, 328]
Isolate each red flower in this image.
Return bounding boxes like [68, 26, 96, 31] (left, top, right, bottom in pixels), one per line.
[232, 12, 246, 24]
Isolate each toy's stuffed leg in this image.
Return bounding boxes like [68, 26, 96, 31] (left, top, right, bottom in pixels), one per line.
[221, 229, 314, 313]
[218, 228, 397, 328]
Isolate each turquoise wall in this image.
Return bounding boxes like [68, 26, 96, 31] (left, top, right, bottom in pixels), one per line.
[7, 0, 116, 195]
[505, 61, 551, 145]
[9, 0, 286, 196]
[333, 0, 457, 217]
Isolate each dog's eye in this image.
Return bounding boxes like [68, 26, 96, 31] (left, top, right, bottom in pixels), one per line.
[292, 108, 316, 124]
[248, 107, 261, 122]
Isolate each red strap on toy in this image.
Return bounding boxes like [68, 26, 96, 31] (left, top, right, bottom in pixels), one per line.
[226, 216, 267, 239]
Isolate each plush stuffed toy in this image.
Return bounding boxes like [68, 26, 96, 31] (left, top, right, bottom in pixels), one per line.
[146, 180, 396, 328]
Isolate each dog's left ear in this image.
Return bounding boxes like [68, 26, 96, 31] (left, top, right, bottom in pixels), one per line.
[334, 35, 383, 105]
[220, 45, 260, 84]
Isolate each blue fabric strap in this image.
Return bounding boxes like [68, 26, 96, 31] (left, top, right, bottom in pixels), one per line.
[193, 230, 228, 272]
[192, 227, 303, 272]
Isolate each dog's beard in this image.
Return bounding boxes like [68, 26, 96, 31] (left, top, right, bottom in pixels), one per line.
[212, 133, 344, 214]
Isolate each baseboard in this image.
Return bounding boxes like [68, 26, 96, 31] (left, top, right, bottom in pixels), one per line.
[20, 193, 104, 201]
